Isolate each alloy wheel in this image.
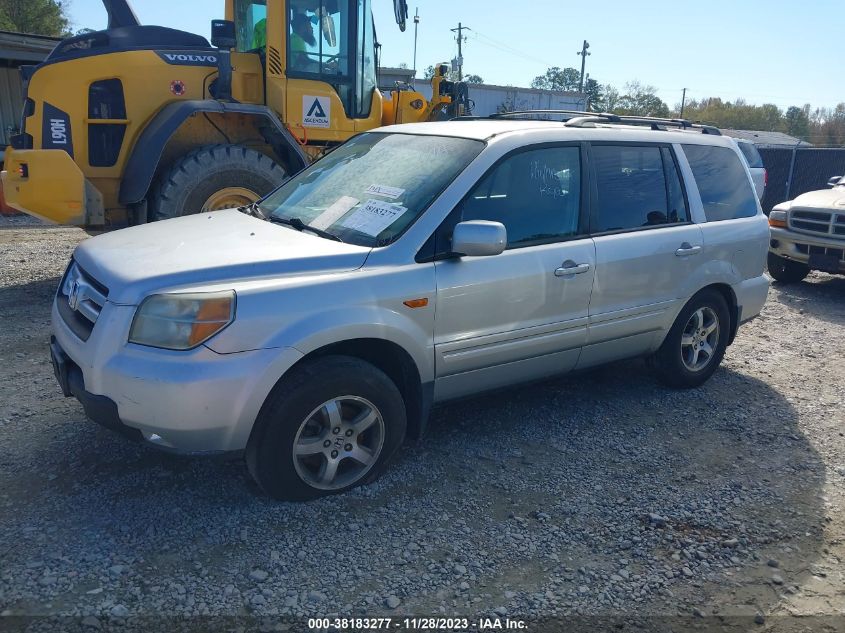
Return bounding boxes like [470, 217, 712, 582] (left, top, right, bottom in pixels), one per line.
[292, 396, 385, 490]
[680, 307, 720, 372]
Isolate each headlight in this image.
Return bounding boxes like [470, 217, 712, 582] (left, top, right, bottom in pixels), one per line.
[129, 291, 236, 350]
[768, 209, 788, 228]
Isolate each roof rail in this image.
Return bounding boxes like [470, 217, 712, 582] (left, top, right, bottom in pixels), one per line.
[475, 109, 721, 135]
[564, 113, 721, 135]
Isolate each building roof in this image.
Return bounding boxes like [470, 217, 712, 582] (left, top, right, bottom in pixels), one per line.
[721, 128, 812, 148]
[0, 30, 61, 63]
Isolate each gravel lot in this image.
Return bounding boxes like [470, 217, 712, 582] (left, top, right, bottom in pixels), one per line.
[1, 218, 843, 632]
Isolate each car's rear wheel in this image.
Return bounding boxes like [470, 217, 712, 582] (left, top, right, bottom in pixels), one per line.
[651, 289, 730, 388]
[767, 252, 809, 284]
[246, 356, 406, 501]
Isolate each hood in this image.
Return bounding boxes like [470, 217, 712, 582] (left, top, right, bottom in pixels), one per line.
[73, 210, 371, 305]
[790, 186, 845, 212]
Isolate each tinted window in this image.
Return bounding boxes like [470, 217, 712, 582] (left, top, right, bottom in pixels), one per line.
[736, 141, 764, 168]
[683, 144, 759, 221]
[457, 146, 582, 247]
[592, 145, 688, 232]
[88, 79, 127, 167]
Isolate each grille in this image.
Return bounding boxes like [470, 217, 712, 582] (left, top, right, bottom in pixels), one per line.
[57, 261, 109, 341]
[267, 47, 283, 75]
[795, 244, 845, 261]
[790, 209, 845, 237]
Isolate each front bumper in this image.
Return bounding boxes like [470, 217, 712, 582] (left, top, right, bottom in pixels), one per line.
[769, 226, 845, 274]
[51, 298, 304, 453]
[50, 337, 145, 443]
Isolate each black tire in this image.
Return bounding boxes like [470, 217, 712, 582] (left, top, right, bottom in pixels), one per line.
[246, 356, 407, 501]
[151, 144, 289, 221]
[651, 289, 731, 389]
[767, 252, 810, 284]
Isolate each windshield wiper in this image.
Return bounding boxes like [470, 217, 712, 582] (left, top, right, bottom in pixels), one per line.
[267, 215, 344, 243]
[238, 201, 266, 219]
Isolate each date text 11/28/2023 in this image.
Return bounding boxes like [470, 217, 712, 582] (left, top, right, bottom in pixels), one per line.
[307, 617, 528, 630]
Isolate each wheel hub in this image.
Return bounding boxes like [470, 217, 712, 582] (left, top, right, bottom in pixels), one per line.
[292, 396, 385, 491]
[201, 187, 260, 212]
[681, 307, 720, 372]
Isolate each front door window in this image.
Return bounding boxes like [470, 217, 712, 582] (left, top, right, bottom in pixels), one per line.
[234, 0, 268, 52]
[287, 2, 350, 79]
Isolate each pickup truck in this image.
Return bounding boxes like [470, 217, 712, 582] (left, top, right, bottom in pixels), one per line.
[768, 175, 845, 282]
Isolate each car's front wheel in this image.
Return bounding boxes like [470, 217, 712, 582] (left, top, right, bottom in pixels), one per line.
[651, 289, 731, 388]
[246, 356, 407, 501]
[767, 252, 810, 284]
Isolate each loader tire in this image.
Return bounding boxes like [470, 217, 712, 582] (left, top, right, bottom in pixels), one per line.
[151, 144, 289, 221]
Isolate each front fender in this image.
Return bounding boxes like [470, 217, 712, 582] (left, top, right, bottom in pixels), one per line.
[207, 303, 435, 384]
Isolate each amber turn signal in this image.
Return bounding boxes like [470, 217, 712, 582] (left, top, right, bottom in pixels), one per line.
[403, 298, 429, 309]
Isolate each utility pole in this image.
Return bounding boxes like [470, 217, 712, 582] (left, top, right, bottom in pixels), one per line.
[412, 8, 419, 87]
[450, 22, 468, 81]
[577, 40, 590, 93]
[680, 88, 687, 118]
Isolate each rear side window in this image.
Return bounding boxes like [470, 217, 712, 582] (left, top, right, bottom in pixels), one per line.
[736, 141, 764, 168]
[591, 144, 689, 232]
[683, 144, 759, 221]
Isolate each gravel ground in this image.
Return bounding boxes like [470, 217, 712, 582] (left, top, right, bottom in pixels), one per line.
[0, 222, 843, 632]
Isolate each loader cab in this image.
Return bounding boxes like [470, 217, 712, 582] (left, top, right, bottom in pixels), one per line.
[228, 0, 381, 143]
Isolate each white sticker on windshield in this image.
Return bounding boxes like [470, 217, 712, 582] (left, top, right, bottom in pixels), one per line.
[309, 196, 359, 230]
[341, 199, 407, 236]
[365, 184, 405, 199]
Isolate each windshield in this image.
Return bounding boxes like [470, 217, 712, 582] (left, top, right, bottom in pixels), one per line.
[259, 133, 484, 247]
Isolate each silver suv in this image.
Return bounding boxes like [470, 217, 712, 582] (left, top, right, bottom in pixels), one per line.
[50, 114, 770, 500]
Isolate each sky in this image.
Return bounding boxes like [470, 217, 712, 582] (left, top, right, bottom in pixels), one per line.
[67, 0, 845, 111]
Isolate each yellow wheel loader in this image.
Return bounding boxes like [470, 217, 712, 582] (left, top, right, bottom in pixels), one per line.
[1, 0, 470, 228]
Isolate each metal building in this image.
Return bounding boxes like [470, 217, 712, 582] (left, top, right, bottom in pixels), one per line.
[415, 81, 587, 117]
[0, 30, 60, 154]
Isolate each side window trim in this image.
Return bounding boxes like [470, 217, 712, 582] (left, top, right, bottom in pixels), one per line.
[671, 142, 707, 224]
[417, 141, 589, 262]
[660, 145, 691, 223]
[586, 140, 695, 237]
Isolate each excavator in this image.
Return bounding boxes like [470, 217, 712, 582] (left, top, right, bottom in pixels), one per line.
[1, 0, 470, 227]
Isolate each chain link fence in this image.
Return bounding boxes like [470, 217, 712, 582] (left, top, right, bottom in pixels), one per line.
[759, 147, 845, 214]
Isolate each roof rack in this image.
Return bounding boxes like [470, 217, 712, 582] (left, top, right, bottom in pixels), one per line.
[470, 109, 721, 135]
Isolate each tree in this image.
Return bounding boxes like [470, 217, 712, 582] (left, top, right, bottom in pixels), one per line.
[615, 81, 669, 117]
[0, 0, 71, 36]
[602, 85, 620, 112]
[784, 106, 810, 141]
[531, 67, 581, 92]
[464, 74, 484, 84]
[584, 78, 603, 111]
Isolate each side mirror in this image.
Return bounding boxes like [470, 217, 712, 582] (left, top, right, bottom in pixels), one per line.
[827, 175, 842, 188]
[451, 220, 507, 257]
[211, 19, 236, 49]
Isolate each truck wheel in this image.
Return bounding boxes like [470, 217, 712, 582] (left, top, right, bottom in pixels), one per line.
[767, 252, 809, 284]
[151, 144, 289, 220]
[650, 289, 730, 389]
[246, 356, 407, 501]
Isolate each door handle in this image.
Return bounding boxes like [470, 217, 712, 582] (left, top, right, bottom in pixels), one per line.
[675, 243, 702, 257]
[555, 261, 591, 276]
